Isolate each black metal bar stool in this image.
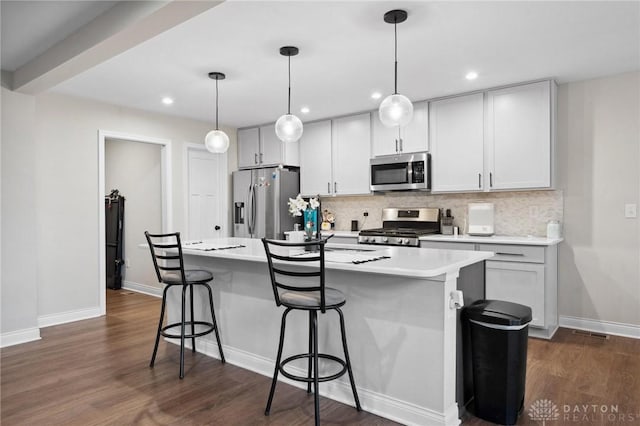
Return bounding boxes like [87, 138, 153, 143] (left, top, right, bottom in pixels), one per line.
[261, 237, 361, 425]
[145, 231, 225, 379]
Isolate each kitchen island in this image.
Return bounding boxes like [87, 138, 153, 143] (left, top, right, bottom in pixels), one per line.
[162, 237, 493, 426]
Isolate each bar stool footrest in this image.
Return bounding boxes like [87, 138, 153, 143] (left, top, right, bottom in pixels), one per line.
[279, 353, 347, 383]
[160, 321, 215, 339]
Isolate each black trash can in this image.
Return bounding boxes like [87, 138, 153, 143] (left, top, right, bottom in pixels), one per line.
[464, 300, 532, 425]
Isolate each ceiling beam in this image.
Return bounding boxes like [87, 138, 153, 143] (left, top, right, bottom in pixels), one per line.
[12, 0, 223, 95]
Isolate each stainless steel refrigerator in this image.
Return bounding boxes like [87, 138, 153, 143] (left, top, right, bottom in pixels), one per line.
[233, 167, 300, 239]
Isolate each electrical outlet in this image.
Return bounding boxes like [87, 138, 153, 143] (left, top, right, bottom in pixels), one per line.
[363, 211, 369, 217]
[625, 203, 637, 218]
[529, 206, 539, 218]
[126, 258, 130, 268]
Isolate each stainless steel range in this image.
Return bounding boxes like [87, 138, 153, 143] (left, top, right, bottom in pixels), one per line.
[358, 207, 441, 247]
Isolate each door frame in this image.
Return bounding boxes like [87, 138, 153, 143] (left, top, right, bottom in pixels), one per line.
[98, 130, 173, 315]
[183, 143, 229, 239]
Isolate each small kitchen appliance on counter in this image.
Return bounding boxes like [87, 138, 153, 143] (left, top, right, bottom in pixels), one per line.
[468, 203, 495, 236]
[358, 207, 440, 246]
[441, 209, 455, 235]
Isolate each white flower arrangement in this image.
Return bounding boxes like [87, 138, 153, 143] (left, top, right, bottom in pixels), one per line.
[288, 194, 319, 217]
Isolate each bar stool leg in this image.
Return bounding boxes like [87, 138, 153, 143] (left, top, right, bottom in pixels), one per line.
[150, 285, 170, 367]
[189, 284, 196, 353]
[312, 310, 320, 426]
[337, 308, 361, 411]
[307, 310, 313, 393]
[265, 307, 291, 415]
[179, 285, 188, 379]
[205, 282, 225, 363]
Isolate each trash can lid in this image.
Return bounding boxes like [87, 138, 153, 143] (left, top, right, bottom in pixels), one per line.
[464, 300, 532, 326]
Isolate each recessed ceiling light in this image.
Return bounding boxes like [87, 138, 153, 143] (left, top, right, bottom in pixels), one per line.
[300, 106, 310, 114]
[371, 92, 382, 100]
[465, 71, 478, 81]
[161, 97, 174, 105]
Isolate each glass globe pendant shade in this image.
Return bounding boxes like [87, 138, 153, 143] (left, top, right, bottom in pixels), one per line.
[379, 93, 414, 127]
[205, 129, 230, 153]
[275, 113, 303, 143]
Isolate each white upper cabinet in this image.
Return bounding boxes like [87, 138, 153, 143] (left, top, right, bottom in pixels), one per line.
[259, 125, 283, 166]
[237, 125, 300, 169]
[299, 120, 332, 197]
[237, 127, 260, 169]
[486, 81, 552, 190]
[399, 101, 429, 154]
[372, 101, 428, 156]
[332, 113, 371, 195]
[430, 93, 485, 192]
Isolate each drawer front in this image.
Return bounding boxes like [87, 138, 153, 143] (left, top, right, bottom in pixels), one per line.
[330, 236, 358, 245]
[420, 241, 476, 251]
[478, 244, 544, 263]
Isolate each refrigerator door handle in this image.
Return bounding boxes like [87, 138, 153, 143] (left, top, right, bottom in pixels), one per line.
[250, 184, 257, 236]
[247, 185, 253, 235]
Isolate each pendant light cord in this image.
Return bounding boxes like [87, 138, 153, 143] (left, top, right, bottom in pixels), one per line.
[215, 77, 219, 130]
[287, 55, 292, 115]
[394, 20, 398, 95]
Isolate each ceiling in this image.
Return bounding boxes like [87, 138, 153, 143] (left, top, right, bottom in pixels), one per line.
[3, 1, 639, 129]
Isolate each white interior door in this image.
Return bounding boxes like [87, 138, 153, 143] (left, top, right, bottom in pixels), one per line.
[188, 148, 227, 239]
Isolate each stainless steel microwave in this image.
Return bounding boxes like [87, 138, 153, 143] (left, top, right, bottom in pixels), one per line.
[370, 152, 431, 192]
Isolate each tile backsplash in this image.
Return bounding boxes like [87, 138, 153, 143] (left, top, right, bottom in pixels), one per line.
[320, 190, 563, 237]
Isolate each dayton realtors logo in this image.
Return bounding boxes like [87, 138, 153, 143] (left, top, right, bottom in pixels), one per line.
[529, 399, 560, 425]
[529, 399, 639, 424]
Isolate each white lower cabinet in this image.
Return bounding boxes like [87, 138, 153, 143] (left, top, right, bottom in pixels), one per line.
[485, 261, 545, 327]
[420, 239, 558, 339]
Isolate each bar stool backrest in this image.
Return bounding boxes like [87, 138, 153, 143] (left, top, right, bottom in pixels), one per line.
[145, 231, 187, 285]
[262, 238, 327, 312]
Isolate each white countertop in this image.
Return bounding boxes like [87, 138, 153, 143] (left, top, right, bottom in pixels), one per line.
[419, 234, 563, 245]
[179, 237, 493, 279]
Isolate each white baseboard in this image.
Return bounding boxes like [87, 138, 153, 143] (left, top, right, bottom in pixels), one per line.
[170, 338, 455, 426]
[38, 307, 102, 328]
[0, 327, 41, 348]
[122, 281, 162, 298]
[560, 315, 640, 339]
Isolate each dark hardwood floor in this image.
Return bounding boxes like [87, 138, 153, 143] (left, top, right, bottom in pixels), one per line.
[2, 290, 639, 425]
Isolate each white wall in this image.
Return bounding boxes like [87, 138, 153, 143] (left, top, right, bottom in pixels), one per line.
[1, 90, 236, 340]
[556, 71, 640, 328]
[105, 138, 162, 291]
[0, 88, 40, 343]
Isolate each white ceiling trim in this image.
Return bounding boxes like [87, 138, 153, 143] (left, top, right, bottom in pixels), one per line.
[12, 0, 224, 94]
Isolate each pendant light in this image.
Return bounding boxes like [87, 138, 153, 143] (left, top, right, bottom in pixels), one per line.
[378, 9, 414, 128]
[275, 46, 303, 143]
[205, 72, 230, 153]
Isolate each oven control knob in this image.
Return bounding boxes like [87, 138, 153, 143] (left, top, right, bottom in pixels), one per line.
[404, 239, 412, 245]
[382, 237, 389, 243]
[397, 238, 404, 245]
[361, 237, 369, 243]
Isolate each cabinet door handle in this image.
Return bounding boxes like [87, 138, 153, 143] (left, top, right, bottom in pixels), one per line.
[334, 182, 337, 193]
[478, 173, 482, 188]
[495, 252, 525, 256]
[490, 172, 493, 187]
[399, 138, 403, 152]
[327, 182, 331, 193]
[395, 139, 398, 152]
[259, 153, 263, 164]
[254, 153, 258, 164]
